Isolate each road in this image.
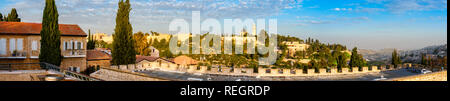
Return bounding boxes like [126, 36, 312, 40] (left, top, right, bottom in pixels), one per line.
[137, 68, 425, 81]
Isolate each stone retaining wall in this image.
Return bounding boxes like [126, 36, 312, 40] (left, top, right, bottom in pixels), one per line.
[110, 63, 416, 77]
[90, 68, 170, 81]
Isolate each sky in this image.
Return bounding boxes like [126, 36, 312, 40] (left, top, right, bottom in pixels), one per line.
[0, 0, 447, 50]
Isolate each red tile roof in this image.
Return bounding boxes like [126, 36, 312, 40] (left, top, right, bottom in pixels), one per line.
[0, 22, 87, 36]
[87, 50, 111, 61]
[136, 55, 160, 63]
[173, 55, 198, 65]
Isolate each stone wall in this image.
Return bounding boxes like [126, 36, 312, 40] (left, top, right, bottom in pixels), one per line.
[0, 70, 47, 81]
[388, 71, 447, 81]
[111, 62, 417, 77]
[90, 68, 170, 81]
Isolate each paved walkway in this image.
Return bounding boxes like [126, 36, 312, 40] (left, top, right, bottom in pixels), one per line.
[137, 68, 425, 81]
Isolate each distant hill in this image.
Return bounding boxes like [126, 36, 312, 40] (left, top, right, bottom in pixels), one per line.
[359, 44, 447, 64]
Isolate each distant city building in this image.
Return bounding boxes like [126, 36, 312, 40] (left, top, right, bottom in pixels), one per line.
[0, 22, 87, 72]
[149, 46, 159, 57]
[282, 41, 310, 57]
[147, 33, 172, 42]
[93, 33, 113, 44]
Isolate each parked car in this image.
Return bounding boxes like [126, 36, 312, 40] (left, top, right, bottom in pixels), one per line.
[421, 69, 432, 74]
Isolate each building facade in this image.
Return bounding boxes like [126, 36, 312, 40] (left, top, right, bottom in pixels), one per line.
[282, 41, 310, 57]
[0, 22, 87, 72]
[86, 49, 111, 68]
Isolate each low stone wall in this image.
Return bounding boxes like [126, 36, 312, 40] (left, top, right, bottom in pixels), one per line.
[90, 68, 171, 81]
[388, 71, 447, 81]
[110, 63, 415, 77]
[0, 70, 47, 81]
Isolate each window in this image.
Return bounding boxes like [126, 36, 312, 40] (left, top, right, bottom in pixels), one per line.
[69, 40, 73, 49]
[0, 38, 6, 55]
[17, 38, 23, 51]
[69, 67, 80, 73]
[74, 41, 78, 49]
[77, 41, 81, 49]
[32, 40, 38, 50]
[80, 42, 83, 49]
[9, 38, 15, 53]
[64, 41, 67, 50]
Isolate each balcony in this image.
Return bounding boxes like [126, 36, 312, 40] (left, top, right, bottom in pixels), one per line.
[63, 49, 86, 58]
[0, 50, 27, 59]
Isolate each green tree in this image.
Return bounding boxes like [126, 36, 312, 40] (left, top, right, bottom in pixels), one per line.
[349, 47, 361, 68]
[348, 47, 366, 69]
[133, 31, 150, 55]
[87, 29, 96, 50]
[391, 49, 402, 67]
[0, 13, 3, 21]
[336, 54, 346, 72]
[111, 0, 136, 65]
[421, 53, 427, 66]
[39, 0, 62, 66]
[6, 8, 21, 22]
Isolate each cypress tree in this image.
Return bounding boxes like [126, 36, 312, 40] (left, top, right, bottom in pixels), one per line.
[6, 8, 21, 22]
[349, 47, 361, 68]
[111, 0, 136, 65]
[0, 13, 3, 21]
[391, 49, 402, 67]
[336, 54, 346, 71]
[87, 29, 95, 49]
[39, 0, 62, 66]
[421, 53, 426, 65]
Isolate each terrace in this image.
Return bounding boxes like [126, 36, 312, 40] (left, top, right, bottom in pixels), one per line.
[0, 62, 101, 81]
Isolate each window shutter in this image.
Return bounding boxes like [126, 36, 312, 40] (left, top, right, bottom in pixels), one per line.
[74, 41, 78, 49]
[80, 42, 83, 49]
[9, 38, 15, 54]
[17, 38, 23, 51]
[63, 41, 66, 50]
[0, 39, 6, 55]
[32, 41, 37, 50]
[70, 40, 73, 49]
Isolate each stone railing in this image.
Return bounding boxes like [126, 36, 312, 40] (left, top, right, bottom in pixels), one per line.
[109, 63, 416, 77]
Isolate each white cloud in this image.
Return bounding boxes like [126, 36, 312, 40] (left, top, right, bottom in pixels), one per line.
[1, 0, 303, 34]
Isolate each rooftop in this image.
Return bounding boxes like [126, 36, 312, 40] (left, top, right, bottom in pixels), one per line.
[0, 22, 87, 36]
[87, 50, 112, 61]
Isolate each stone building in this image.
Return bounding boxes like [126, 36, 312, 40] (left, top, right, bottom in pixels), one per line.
[0, 22, 87, 72]
[136, 55, 175, 68]
[282, 41, 310, 57]
[86, 49, 111, 68]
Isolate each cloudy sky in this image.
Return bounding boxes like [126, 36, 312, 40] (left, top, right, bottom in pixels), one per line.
[0, 0, 447, 50]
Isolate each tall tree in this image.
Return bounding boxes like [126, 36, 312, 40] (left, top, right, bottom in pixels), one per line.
[336, 54, 346, 71]
[391, 49, 402, 67]
[421, 53, 427, 66]
[0, 13, 3, 21]
[39, 0, 62, 66]
[133, 31, 150, 55]
[87, 29, 95, 50]
[111, 0, 136, 65]
[6, 8, 21, 22]
[349, 47, 361, 68]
